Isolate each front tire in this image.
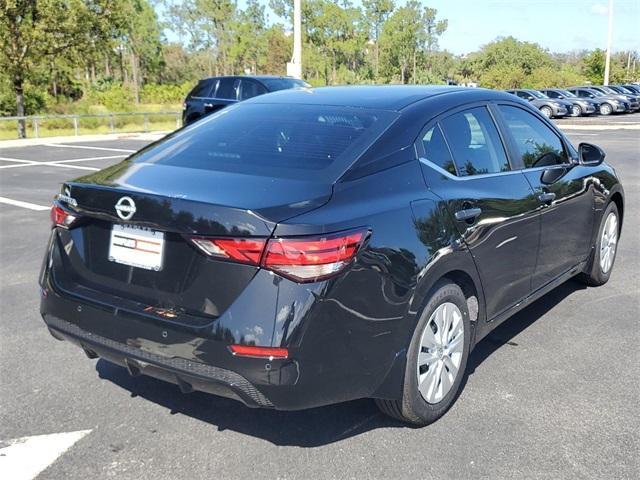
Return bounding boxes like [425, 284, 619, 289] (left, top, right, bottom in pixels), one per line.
[600, 103, 613, 115]
[376, 281, 471, 425]
[571, 105, 582, 117]
[578, 202, 619, 286]
[540, 106, 553, 118]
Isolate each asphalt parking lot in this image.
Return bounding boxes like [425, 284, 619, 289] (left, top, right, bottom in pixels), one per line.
[0, 119, 638, 479]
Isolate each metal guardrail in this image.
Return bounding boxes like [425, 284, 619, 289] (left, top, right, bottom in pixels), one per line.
[0, 111, 182, 139]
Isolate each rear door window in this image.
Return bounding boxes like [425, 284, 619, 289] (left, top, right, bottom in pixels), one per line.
[498, 105, 568, 168]
[215, 78, 238, 100]
[439, 107, 510, 176]
[133, 103, 398, 181]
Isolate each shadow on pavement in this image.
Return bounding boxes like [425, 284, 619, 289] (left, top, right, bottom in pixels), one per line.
[96, 278, 586, 447]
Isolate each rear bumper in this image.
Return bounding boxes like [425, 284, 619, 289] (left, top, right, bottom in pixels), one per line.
[45, 314, 274, 408]
[39, 258, 407, 411]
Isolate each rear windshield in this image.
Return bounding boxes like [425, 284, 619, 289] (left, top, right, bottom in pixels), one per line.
[261, 78, 310, 91]
[133, 103, 397, 181]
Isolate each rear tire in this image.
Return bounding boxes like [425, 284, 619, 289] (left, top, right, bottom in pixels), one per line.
[375, 281, 471, 426]
[540, 106, 553, 118]
[578, 202, 619, 286]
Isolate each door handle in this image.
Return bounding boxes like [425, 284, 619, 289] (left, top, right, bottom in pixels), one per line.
[203, 103, 214, 108]
[537, 192, 556, 203]
[454, 207, 482, 222]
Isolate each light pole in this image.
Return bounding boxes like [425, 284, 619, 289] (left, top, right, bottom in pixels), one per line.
[604, 0, 613, 85]
[286, 0, 302, 79]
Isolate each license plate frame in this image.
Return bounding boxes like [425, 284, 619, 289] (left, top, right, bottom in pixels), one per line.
[108, 224, 165, 271]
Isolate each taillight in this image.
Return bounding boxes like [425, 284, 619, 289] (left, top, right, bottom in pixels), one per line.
[185, 228, 368, 283]
[189, 237, 266, 265]
[229, 344, 289, 359]
[263, 229, 368, 282]
[50, 204, 78, 229]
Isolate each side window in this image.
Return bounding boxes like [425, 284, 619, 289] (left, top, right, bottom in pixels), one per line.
[216, 78, 237, 100]
[421, 124, 457, 175]
[440, 107, 510, 177]
[498, 105, 568, 168]
[546, 91, 559, 99]
[239, 80, 267, 100]
[190, 79, 215, 98]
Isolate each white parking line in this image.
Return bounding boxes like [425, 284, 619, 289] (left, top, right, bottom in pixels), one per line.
[0, 430, 92, 480]
[44, 143, 136, 153]
[0, 157, 35, 164]
[0, 154, 126, 171]
[0, 196, 50, 211]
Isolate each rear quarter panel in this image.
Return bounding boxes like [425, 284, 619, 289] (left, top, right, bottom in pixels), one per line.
[272, 160, 483, 399]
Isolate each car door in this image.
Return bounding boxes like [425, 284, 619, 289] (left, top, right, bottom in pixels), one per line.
[204, 77, 239, 115]
[495, 104, 594, 290]
[185, 78, 217, 122]
[417, 104, 540, 321]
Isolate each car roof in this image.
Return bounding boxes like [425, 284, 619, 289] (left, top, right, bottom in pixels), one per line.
[200, 75, 297, 81]
[244, 85, 513, 111]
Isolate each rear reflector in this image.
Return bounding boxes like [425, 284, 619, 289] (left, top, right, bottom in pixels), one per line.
[186, 227, 368, 283]
[50, 204, 78, 229]
[229, 344, 289, 359]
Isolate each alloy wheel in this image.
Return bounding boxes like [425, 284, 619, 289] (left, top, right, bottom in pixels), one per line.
[600, 212, 618, 274]
[416, 302, 465, 404]
[541, 106, 552, 118]
[600, 103, 612, 115]
[571, 105, 581, 117]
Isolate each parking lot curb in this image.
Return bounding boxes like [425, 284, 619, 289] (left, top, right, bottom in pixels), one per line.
[557, 124, 640, 130]
[0, 131, 170, 148]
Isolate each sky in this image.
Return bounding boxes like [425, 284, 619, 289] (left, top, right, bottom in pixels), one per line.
[427, 0, 639, 54]
[160, 0, 640, 55]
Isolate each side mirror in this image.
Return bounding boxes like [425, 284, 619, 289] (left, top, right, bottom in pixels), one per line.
[579, 143, 605, 166]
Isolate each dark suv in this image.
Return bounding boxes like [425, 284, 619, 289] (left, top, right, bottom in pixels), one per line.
[41, 86, 624, 426]
[182, 75, 310, 125]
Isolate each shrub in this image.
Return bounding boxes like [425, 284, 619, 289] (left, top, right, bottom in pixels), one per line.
[140, 82, 194, 104]
[0, 85, 50, 116]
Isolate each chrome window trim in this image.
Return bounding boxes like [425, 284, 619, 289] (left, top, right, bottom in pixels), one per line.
[418, 157, 524, 181]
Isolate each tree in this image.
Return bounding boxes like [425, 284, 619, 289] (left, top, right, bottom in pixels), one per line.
[230, 0, 267, 74]
[165, 0, 235, 76]
[379, 1, 447, 83]
[0, 0, 127, 137]
[122, 0, 163, 102]
[475, 36, 553, 76]
[263, 26, 291, 75]
[582, 49, 606, 84]
[302, 0, 366, 85]
[362, 0, 394, 77]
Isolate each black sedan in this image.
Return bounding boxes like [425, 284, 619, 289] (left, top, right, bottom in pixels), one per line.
[182, 75, 310, 125]
[41, 86, 624, 425]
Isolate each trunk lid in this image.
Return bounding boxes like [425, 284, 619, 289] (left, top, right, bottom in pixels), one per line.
[52, 162, 332, 325]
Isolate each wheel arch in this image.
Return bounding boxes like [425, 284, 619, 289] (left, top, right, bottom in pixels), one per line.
[610, 191, 624, 233]
[371, 258, 486, 401]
